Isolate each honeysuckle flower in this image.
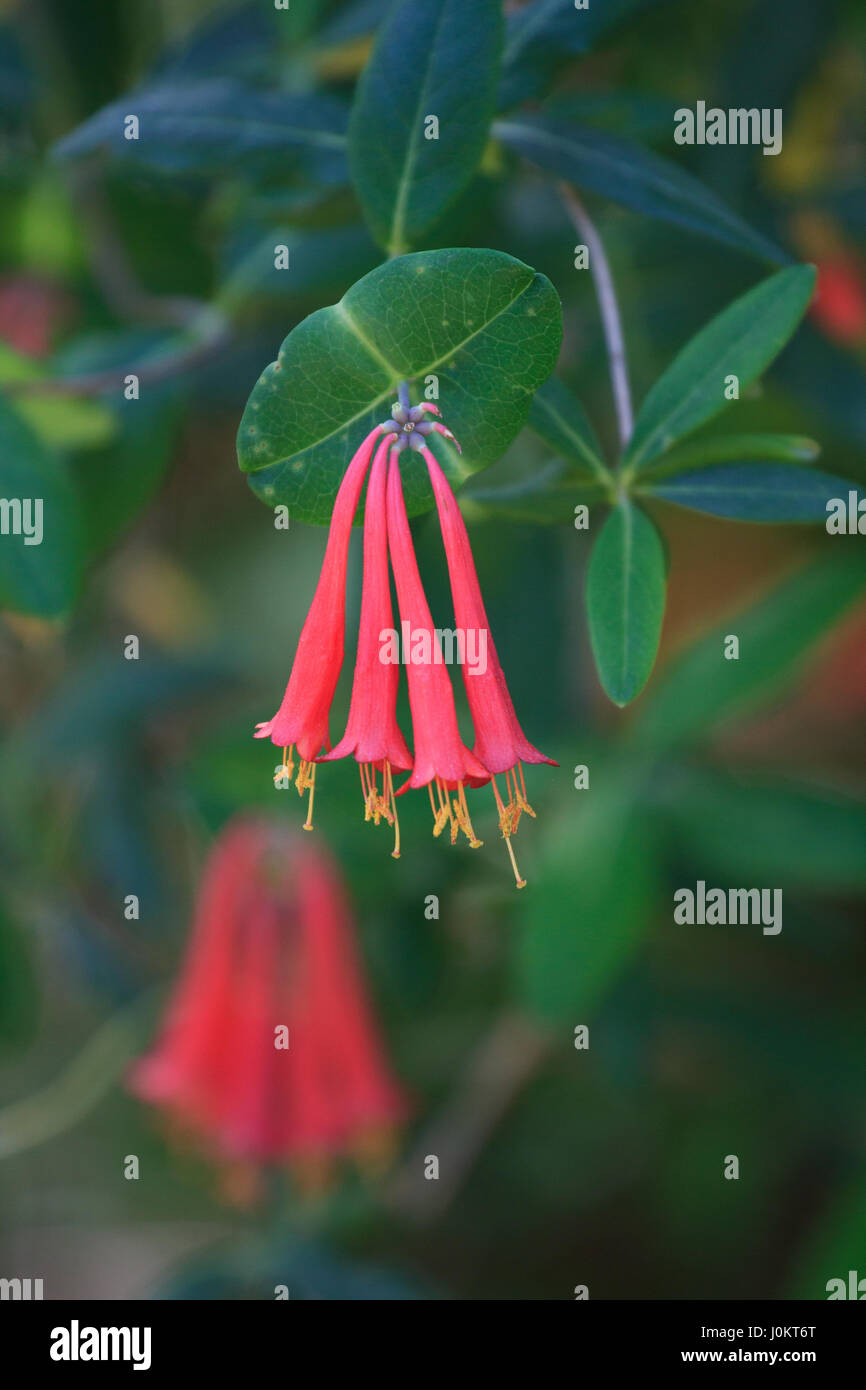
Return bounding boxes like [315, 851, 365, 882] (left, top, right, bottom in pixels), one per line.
[254, 381, 552, 886]
[128, 818, 407, 1205]
[422, 445, 557, 887]
[385, 447, 488, 851]
[255, 423, 385, 828]
[323, 432, 412, 855]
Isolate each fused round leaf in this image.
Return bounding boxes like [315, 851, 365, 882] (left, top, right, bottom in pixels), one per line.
[348, 0, 503, 254]
[586, 499, 667, 705]
[237, 247, 562, 524]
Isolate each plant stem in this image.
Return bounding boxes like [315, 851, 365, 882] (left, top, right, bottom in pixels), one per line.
[558, 182, 634, 452]
[397, 380, 411, 412]
[385, 1009, 551, 1221]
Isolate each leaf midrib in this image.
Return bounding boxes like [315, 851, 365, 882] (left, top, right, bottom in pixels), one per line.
[626, 273, 801, 471]
[388, 0, 452, 254]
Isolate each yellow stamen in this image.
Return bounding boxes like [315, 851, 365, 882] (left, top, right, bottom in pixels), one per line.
[455, 781, 483, 848]
[385, 760, 401, 858]
[302, 761, 316, 831]
[491, 777, 526, 888]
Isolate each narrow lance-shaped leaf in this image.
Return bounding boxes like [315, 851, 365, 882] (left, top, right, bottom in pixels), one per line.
[634, 553, 866, 749]
[623, 264, 816, 474]
[348, 0, 503, 254]
[586, 499, 667, 706]
[642, 431, 820, 479]
[494, 117, 786, 264]
[527, 375, 609, 484]
[640, 463, 855, 523]
[237, 248, 562, 525]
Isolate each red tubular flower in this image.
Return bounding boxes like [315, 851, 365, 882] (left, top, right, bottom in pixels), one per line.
[385, 449, 489, 850]
[255, 424, 385, 828]
[128, 818, 406, 1203]
[422, 445, 557, 886]
[323, 433, 412, 854]
[252, 381, 552, 886]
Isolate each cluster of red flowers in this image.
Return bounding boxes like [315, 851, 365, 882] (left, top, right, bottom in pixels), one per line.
[256, 389, 555, 888]
[128, 818, 406, 1204]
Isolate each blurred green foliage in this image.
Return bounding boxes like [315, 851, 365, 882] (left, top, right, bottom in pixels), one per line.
[0, 0, 865, 1301]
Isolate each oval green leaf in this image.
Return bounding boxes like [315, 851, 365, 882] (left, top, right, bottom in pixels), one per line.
[348, 0, 503, 254]
[642, 430, 820, 479]
[586, 498, 667, 705]
[237, 247, 563, 524]
[624, 265, 816, 474]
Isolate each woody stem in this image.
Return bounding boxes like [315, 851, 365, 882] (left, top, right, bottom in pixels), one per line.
[558, 181, 633, 452]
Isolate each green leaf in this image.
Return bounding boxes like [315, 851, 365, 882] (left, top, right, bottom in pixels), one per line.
[0, 390, 83, 618]
[527, 375, 609, 484]
[238, 248, 562, 524]
[348, 0, 503, 254]
[642, 431, 820, 479]
[634, 553, 866, 748]
[500, 0, 656, 109]
[624, 265, 816, 474]
[517, 776, 657, 1024]
[586, 499, 667, 705]
[460, 462, 606, 525]
[53, 80, 348, 183]
[640, 463, 853, 523]
[494, 117, 786, 264]
[0, 341, 116, 450]
[659, 768, 866, 893]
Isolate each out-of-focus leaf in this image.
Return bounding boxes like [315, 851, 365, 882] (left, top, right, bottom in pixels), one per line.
[154, 1, 275, 81]
[53, 80, 349, 185]
[0, 341, 115, 448]
[0, 900, 38, 1049]
[495, 118, 785, 264]
[634, 554, 866, 748]
[527, 375, 609, 483]
[641, 463, 854, 522]
[517, 774, 657, 1024]
[461, 462, 606, 524]
[218, 222, 380, 312]
[642, 431, 820, 479]
[658, 767, 866, 892]
[624, 265, 816, 473]
[586, 500, 667, 705]
[348, 0, 503, 254]
[499, 0, 659, 109]
[238, 248, 562, 524]
[0, 389, 83, 617]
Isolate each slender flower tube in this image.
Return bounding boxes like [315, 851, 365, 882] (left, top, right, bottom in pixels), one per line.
[385, 449, 488, 850]
[255, 424, 385, 828]
[128, 818, 407, 1204]
[323, 433, 411, 855]
[421, 445, 556, 887]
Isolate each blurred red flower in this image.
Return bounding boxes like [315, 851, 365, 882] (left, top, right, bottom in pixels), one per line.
[128, 817, 407, 1204]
